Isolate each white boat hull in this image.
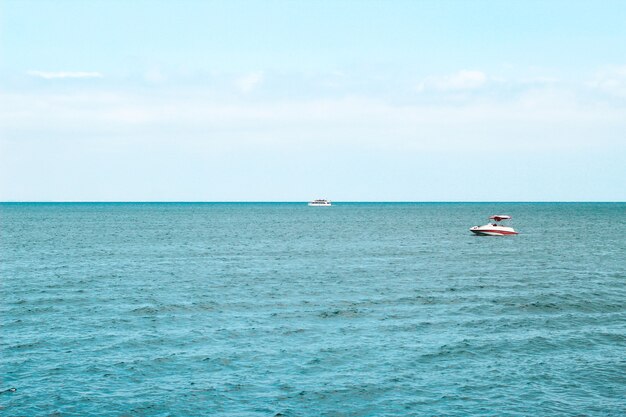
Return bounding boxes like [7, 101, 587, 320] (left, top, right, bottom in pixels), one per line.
[470, 225, 518, 236]
[308, 199, 332, 206]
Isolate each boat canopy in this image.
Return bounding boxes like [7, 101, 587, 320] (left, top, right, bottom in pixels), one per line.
[489, 215, 511, 221]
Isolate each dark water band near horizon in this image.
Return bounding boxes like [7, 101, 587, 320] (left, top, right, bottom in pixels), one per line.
[1, 203, 625, 416]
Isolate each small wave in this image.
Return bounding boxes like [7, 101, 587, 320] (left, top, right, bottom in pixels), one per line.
[318, 308, 362, 318]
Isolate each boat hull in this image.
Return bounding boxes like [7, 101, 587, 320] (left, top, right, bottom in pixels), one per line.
[470, 226, 518, 236]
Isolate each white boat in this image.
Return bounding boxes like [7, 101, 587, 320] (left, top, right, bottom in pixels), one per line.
[470, 215, 518, 236]
[308, 199, 332, 207]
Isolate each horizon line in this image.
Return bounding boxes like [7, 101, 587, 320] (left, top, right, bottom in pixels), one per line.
[1, 201, 624, 204]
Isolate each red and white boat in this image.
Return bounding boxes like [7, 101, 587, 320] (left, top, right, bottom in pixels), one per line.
[470, 215, 518, 236]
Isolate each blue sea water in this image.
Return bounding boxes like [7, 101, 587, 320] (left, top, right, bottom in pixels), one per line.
[1, 202, 625, 416]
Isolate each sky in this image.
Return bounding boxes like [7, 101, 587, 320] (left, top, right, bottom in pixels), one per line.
[1, 0, 625, 201]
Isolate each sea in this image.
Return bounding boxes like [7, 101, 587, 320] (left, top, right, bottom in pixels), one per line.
[1, 202, 625, 416]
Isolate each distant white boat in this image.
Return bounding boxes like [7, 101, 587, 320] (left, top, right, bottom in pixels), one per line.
[308, 199, 332, 207]
[470, 215, 518, 236]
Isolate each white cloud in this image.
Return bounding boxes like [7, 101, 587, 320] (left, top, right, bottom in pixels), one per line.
[589, 66, 626, 97]
[417, 70, 487, 92]
[27, 70, 103, 79]
[2, 86, 625, 154]
[144, 68, 166, 83]
[236, 72, 263, 93]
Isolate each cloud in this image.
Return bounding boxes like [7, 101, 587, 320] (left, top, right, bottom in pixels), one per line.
[417, 70, 487, 92]
[2, 86, 625, 154]
[27, 70, 103, 79]
[589, 66, 626, 97]
[144, 68, 166, 83]
[236, 72, 263, 93]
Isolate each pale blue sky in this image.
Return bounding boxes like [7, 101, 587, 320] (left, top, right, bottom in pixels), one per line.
[1, 0, 625, 201]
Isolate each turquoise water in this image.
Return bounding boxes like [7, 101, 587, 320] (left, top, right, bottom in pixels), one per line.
[1, 203, 625, 416]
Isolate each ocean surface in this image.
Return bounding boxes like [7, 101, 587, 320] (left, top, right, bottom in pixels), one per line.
[1, 202, 625, 416]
